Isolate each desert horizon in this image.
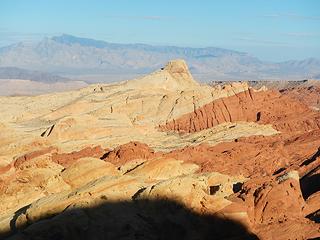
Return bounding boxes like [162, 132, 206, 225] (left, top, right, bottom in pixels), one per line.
[0, 33, 319, 96]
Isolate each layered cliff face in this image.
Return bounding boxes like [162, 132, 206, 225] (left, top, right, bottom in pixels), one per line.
[159, 88, 320, 133]
[0, 60, 319, 239]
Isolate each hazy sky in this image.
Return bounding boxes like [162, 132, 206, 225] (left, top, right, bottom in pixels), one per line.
[1, 0, 319, 61]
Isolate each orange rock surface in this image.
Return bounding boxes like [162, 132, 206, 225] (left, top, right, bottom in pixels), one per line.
[160, 88, 320, 133]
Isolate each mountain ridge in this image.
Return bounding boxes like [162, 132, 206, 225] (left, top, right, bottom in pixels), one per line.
[0, 66, 70, 82]
[0, 34, 319, 82]
[52, 34, 247, 56]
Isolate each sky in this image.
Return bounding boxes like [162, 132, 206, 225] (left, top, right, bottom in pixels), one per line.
[0, 0, 319, 61]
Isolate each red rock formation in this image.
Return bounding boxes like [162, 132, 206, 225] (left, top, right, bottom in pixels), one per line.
[281, 85, 320, 110]
[14, 147, 58, 169]
[49, 138, 320, 239]
[1, 146, 106, 175]
[52, 146, 106, 167]
[238, 173, 320, 239]
[102, 141, 160, 166]
[166, 130, 320, 178]
[246, 174, 305, 223]
[2, 132, 319, 240]
[160, 89, 320, 133]
[92, 129, 320, 180]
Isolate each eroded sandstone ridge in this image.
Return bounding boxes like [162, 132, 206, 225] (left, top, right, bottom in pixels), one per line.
[159, 88, 320, 133]
[0, 60, 319, 239]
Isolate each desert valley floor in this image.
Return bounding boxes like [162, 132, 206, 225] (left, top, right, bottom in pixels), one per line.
[0, 60, 319, 239]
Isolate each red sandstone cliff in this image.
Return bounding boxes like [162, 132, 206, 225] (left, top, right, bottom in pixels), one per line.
[160, 89, 320, 133]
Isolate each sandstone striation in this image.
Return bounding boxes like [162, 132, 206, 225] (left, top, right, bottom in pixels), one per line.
[123, 59, 199, 91]
[160, 88, 320, 133]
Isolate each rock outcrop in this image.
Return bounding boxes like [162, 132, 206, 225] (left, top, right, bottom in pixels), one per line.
[52, 146, 106, 167]
[123, 59, 199, 91]
[102, 141, 159, 166]
[160, 88, 320, 133]
[239, 171, 320, 239]
[281, 83, 320, 110]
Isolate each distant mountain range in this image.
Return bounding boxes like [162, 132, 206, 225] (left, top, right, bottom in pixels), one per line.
[0, 34, 319, 82]
[0, 67, 69, 82]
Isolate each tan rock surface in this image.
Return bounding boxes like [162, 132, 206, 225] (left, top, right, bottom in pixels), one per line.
[3, 171, 250, 239]
[125, 157, 199, 180]
[0, 163, 70, 215]
[136, 172, 246, 213]
[61, 157, 120, 188]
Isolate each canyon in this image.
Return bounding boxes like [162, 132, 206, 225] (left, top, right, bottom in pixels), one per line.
[0, 59, 319, 239]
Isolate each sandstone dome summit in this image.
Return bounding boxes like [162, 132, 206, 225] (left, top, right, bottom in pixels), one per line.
[123, 59, 200, 91]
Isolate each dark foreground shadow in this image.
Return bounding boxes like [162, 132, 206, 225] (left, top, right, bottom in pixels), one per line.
[2, 199, 258, 240]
